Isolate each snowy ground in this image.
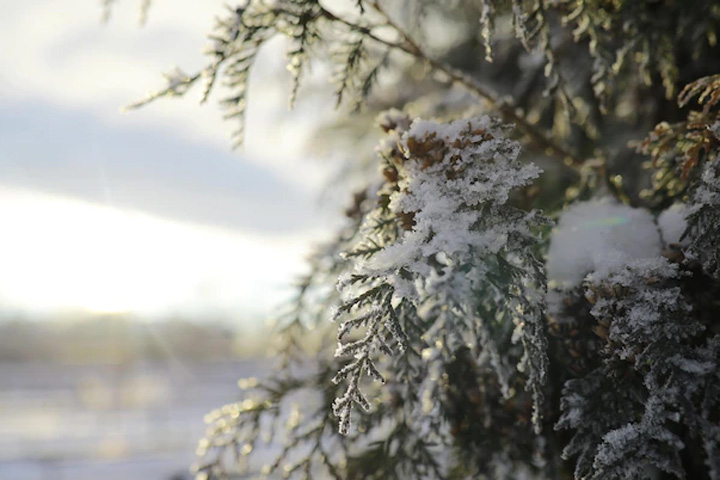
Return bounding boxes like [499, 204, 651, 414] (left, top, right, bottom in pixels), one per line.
[0, 359, 268, 480]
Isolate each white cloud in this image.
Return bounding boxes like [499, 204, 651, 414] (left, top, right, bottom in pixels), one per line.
[0, 0, 334, 191]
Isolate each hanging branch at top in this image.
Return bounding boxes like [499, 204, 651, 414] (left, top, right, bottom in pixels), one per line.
[121, 0, 584, 168]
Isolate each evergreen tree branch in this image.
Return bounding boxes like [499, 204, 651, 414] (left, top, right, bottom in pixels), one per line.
[319, 1, 585, 170]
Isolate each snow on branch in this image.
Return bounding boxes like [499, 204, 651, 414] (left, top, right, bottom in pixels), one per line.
[556, 258, 719, 479]
[332, 112, 550, 435]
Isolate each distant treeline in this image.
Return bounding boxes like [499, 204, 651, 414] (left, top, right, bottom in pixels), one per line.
[0, 316, 270, 363]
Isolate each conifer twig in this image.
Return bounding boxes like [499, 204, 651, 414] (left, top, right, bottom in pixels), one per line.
[318, 1, 584, 169]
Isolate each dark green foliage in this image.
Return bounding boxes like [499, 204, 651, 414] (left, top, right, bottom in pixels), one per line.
[556, 260, 718, 479]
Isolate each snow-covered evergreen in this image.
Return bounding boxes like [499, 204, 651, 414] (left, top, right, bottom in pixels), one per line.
[123, 1, 720, 478]
[332, 114, 549, 435]
[557, 258, 718, 479]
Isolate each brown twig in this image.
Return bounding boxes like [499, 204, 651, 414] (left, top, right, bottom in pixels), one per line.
[321, 1, 584, 169]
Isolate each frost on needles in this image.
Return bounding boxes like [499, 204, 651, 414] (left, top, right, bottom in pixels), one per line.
[332, 113, 550, 436]
[555, 258, 719, 480]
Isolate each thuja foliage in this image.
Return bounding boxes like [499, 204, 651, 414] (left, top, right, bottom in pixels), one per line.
[120, 0, 720, 478]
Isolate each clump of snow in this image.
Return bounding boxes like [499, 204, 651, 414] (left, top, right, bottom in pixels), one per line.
[657, 203, 688, 247]
[589, 257, 678, 289]
[547, 198, 662, 288]
[366, 115, 541, 276]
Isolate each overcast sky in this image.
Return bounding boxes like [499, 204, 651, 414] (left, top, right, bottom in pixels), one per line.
[0, 0, 339, 321]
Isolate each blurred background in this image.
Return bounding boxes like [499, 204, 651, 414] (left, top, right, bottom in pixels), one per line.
[0, 1, 337, 478]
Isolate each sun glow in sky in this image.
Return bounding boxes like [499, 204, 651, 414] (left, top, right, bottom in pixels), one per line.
[0, 187, 312, 318]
